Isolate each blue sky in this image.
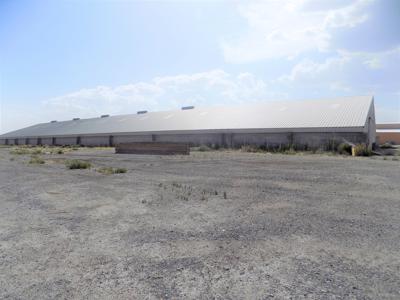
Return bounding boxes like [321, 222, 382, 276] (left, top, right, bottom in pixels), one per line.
[0, 0, 399, 133]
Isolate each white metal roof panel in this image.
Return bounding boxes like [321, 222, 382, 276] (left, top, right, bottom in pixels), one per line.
[376, 129, 400, 133]
[1, 95, 374, 138]
[376, 123, 400, 130]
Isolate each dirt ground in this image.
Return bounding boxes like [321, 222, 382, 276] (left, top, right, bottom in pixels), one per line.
[0, 147, 399, 299]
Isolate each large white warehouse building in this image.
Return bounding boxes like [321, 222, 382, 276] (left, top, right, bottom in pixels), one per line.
[0, 96, 376, 149]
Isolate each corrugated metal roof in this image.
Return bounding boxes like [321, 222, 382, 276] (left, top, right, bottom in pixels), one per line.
[0, 95, 374, 138]
[376, 123, 400, 130]
[376, 129, 400, 133]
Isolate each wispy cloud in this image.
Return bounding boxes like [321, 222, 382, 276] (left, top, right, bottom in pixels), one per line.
[42, 69, 273, 120]
[221, 0, 374, 63]
[1, 69, 288, 133]
[278, 46, 400, 86]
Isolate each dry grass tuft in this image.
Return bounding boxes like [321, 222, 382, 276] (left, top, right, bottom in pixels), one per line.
[97, 166, 127, 174]
[29, 155, 45, 164]
[65, 159, 91, 169]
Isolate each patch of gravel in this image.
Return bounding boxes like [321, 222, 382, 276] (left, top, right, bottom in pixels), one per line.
[0, 148, 399, 299]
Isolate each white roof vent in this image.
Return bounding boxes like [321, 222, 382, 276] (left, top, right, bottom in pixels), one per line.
[181, 106, 194, 110]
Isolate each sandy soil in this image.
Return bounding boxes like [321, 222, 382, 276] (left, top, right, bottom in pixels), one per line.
[0, 147, 399, 299]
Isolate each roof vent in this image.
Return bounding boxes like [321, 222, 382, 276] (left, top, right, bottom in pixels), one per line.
[101, 114, 110, 118]
[181, 106, 194, 110]
[137, 110, 148, 114]
[50, 120, 57, 123]
[72, 118, 80, 121]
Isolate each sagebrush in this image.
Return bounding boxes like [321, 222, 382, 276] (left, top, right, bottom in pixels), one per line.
[97, 167, 127, 174]
[65, 159, 91, 169]
[352, 144, 372, 157]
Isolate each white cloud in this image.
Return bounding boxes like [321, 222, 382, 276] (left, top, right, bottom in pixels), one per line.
[1, 70, 278, 133]
[329, 82, 352, 92]
[323, 0, 370, 28]
[345, 47, 400, 70]
[221, 0, 373, 63]
[279, 46, 400, 87]
[43, 69, 270, 118]
[278, 56, 350, 82]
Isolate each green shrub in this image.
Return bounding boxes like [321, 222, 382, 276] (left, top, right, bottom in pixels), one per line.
[282, 147, 296, 155]
[97, 167, 114, 174]
[338, 143, 352, 155]
[10, 147, 44, 155]
[380, 143, 394, 149]
[10, 148, 31, 155]
[29, 155, 45, 164]
[31, 149, 44, 155]
[97, 167, 127, 174]
[114, 168, 127, 173]
[352, 144, 372, 157]
[198, 145, 212, 152]
[241, 145, 261, 153]
[276, 144, 296, 153]
[65, 159, 91, 169]
[326, 139, 340, 152]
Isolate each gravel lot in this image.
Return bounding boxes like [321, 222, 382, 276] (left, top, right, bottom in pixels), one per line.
[1, 147, 400, 299]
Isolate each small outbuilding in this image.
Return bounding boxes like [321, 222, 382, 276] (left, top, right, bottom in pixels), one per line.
[0, 95, 376, 149]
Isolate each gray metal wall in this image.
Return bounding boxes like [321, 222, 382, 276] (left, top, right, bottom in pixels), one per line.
[113, 135, 153, 144]
[0, 131, 368, 148]
[41, 138, 53, 145]
[154, 132, 367, 148]
[154, 133, 222, 146]
[27, 138, 38, 146]
[292, 132, 367, 148]
[55, 137, 77, 146]
[80, 136, 109, 146]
